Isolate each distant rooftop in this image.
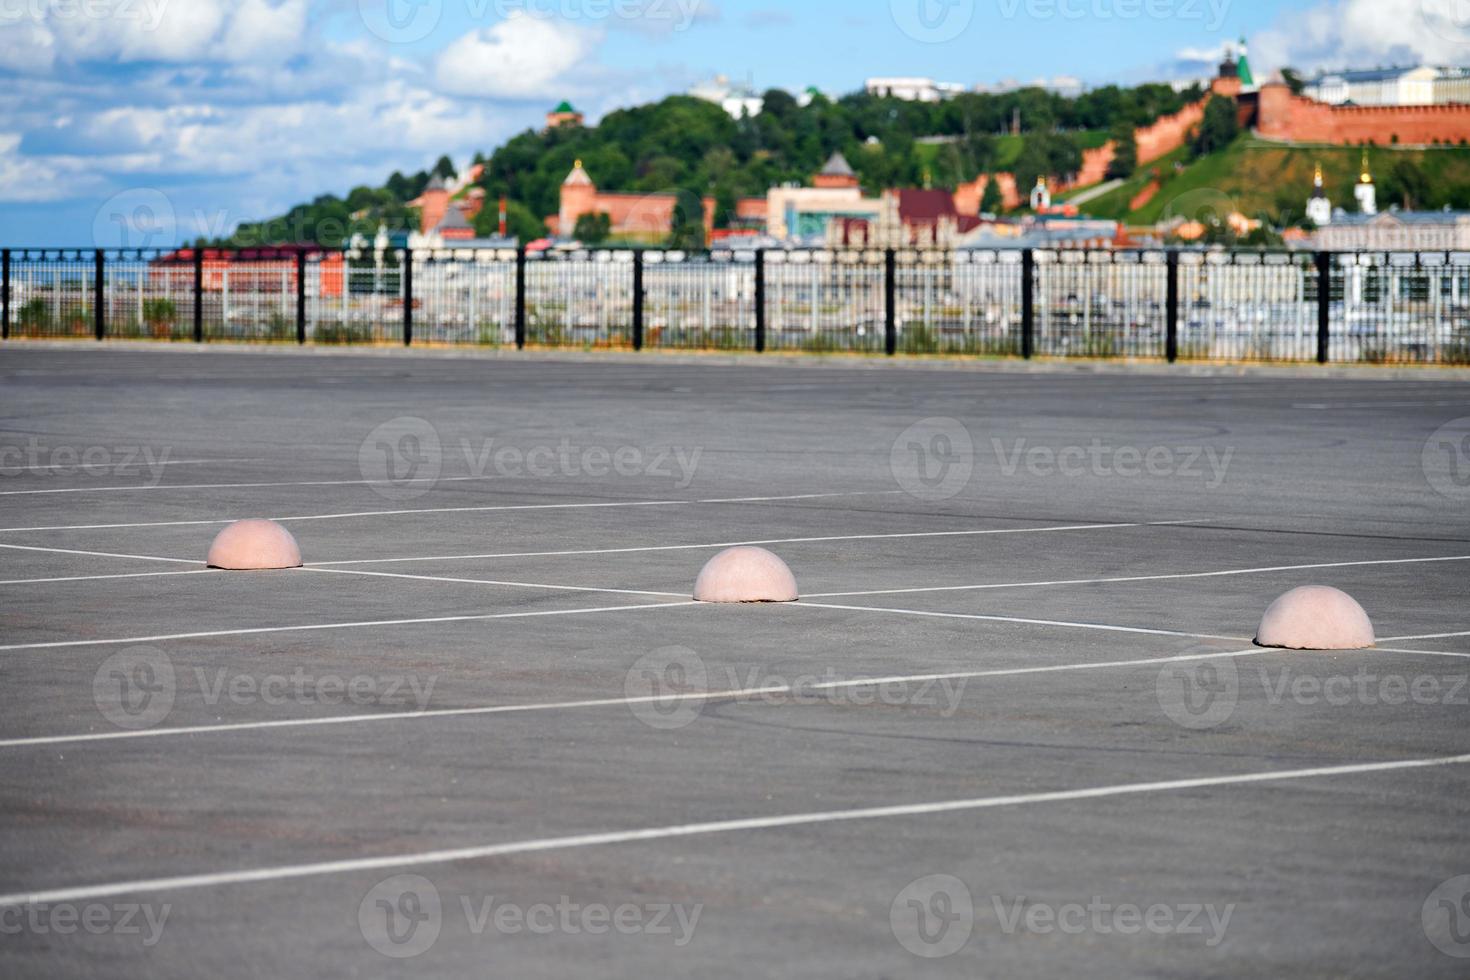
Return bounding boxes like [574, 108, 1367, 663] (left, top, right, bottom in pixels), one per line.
[820, 152, 855, 178]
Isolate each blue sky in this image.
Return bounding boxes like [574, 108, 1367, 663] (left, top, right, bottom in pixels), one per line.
[0, 0, 1461, 246]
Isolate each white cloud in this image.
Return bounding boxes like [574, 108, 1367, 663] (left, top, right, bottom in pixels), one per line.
[434, 12, 602, 99]
[215, 0, 311, 64]
[1253, 0, 1470, 76]
[0, 17, 56, 73]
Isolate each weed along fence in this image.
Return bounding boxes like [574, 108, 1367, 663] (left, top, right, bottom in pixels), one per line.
[3, 246, 1469, 365]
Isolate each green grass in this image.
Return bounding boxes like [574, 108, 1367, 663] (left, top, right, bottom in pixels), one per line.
[1070, 137, 1470, 225]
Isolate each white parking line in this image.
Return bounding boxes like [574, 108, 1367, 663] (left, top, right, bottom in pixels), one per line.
[0, 648, 1267, 750]
[312, 520, 1207, 568]
[0, 490, 897, 533]
[0, 570, 214, 586]
[797, 600, 1249, 642]
[0, 601, 701, 652]
[0, 459, 250, 475]
[305, 566, 688, 599]
[802, 555, 1470, 599]
[0, 476, 504, 497]
[0, 543, 199, 564]
[1379, 631, 1470, 642]
[7, 752, 1469, 905]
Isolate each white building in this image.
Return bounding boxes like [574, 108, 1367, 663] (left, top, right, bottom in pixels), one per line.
[1306, 164, 1333, 227]
[1354, 153, 1377, 216]
[865, 77, 966, 102]
[689, 75, 765, 119]
[1304, 66, 1439, 106]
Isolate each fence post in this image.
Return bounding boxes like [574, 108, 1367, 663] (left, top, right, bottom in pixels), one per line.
[884, 249, 897, 356]
[754, 249, 766, 353]
[1165, 250, 1180, 363]
[1021, 249, 1035, 359]
[514, 247, 527, 350]
[402, 249, 414, 347]
[1316, 251, 1331, 365]
[296, 250, 308, 345]
[3, 249, 12, 340]
[632, 250, 644, 352]
[94, 249, 105, 341]
[193, 247, 204, 343]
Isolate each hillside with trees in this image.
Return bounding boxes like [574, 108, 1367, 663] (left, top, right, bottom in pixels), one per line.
[229, 82, 1200, 247]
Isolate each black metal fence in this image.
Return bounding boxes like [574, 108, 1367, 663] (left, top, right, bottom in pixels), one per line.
[3, 246, 1469, 364]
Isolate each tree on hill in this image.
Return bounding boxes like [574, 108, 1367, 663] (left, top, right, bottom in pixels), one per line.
[1105, 122, 1137, 180]
[432, 155, 457, 181]
[979, 177, 1003, 215]
[473, 199, 544, 242]
[241, 81, 1208, 247]
[573, 212, 612, 244]
[1012, 132, 1082, 192]
[666, 190, 709, 251]
[1190, 96, 1239, 157]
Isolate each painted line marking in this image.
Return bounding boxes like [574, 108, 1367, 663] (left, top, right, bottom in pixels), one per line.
[0, 543, 199, 565]
[1379, 631, 1470, 642]
[0, 459, 250, 475]
[6, 753, 1469, 905]
[797, 600, 1249, 642]
[0, 490, 898, 533]
[803, 555, 1470, 599]
[0, 601, 701, 653]
[7, 643, 1470, 751]
[0, 476, 504, 497]
[0, 569, 214, 586]
[311, 520, 1208, 568]
[0, 648, 1267, 750]
[305, 566, 688, 600]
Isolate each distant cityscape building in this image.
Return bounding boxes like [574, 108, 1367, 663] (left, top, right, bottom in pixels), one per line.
[1029, 176, 1051, 212]
[1304, 66, 1445, 106]
[545, 101, 584, 129]
[812, 152, 860, 189]
[550, 161, 715, 242]
[864, 77, 966, 102]
[688, 75, 765, 118]
[1306, 164, 1333, 227]
[1312, 209, 1470, 251]
[1354, 152, 1377, 216]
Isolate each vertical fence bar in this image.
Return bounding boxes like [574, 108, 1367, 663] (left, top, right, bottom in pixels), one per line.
[1021, 249, 1035, 359]
[1165, 250, 1180, 363]
[884, 249, 897, 356]
[1316, 251, 1331, 364]
[296, 251, 307, 345]
[94, 249, 106, 340]
[754, 249, 766, 353]
[3, 248, 12, 340]
[514, 247, 527, 350]
[402, 249, 414, 347]
[192, 248, 204, 343]
[632, 250, 644, 352]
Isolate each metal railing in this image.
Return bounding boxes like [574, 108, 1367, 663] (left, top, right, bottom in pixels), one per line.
[3, 246, 1469, 365]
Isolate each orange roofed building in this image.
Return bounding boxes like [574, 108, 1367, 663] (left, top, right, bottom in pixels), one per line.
[548, 162, 716, 243]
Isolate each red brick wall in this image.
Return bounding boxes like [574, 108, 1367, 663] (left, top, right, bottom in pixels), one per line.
[1256, 82, 1470, 144]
